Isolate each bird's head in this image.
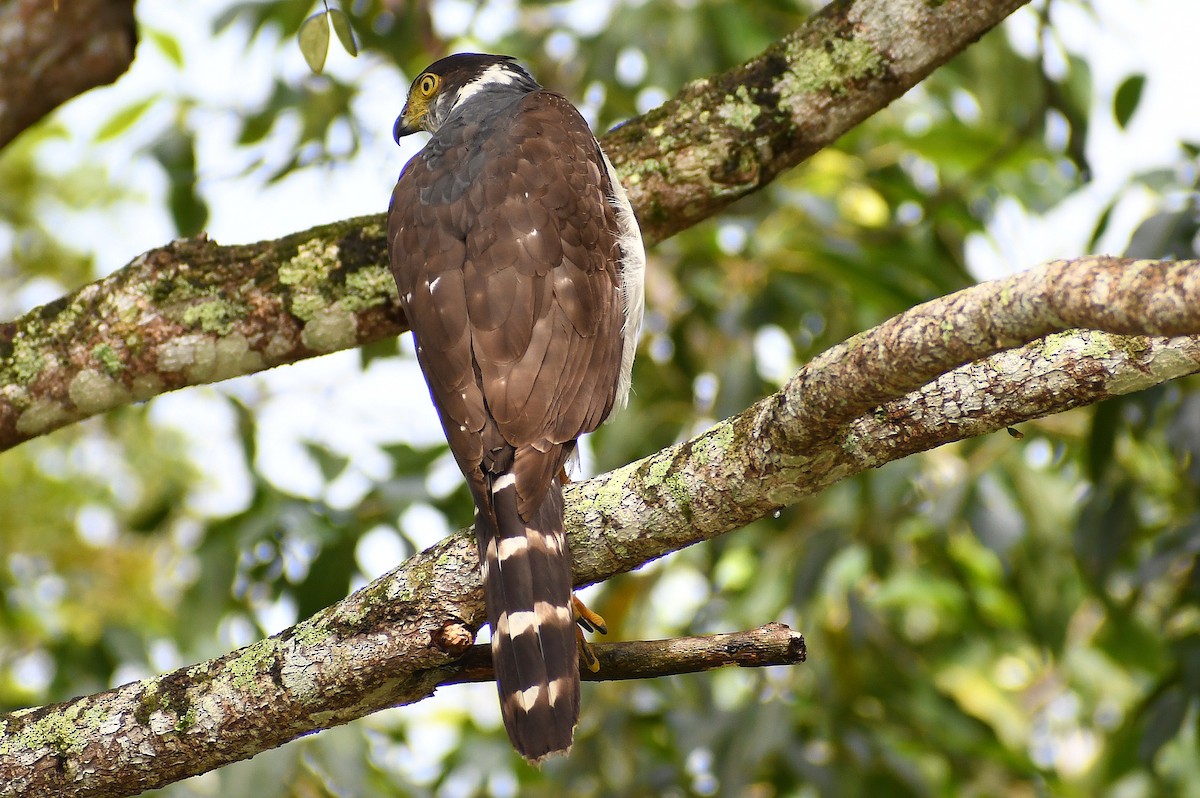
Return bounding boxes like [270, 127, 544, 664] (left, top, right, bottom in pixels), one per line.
[393, 53, 540, 141]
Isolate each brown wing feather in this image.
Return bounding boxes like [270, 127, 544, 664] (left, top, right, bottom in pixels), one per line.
[389, 91, 624, 515]
[466, 92, 624, 513]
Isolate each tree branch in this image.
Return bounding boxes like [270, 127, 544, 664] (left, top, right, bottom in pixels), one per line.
[0, 0, 1031, 452]
[606, 0, 1032, 239]
[0, 0, 137, 150]
[439, 623, 807, 686]
[0, 222, 403, 451]
[564, 258, 1200, 582]
[788, 257, 1200, 449]
[2, 256, 1197, 797]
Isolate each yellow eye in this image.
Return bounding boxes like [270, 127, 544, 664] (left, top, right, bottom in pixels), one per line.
[418, 73, 439, 97]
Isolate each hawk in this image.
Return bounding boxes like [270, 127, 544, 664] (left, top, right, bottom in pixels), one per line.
[386, 53, 645, 762]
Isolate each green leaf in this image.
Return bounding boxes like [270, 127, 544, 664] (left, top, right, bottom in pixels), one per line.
[328, 8, 358, 57]
[1126, 209, 1185, 258]
[358, 337, 398, 368]
[1113, 74, 1146, 129]
[151, 129, 208, 236]
[1085, 397, 1121, 482]
[298, 12, 330, 74]
[144, 28, 184, 68]
[95, 97, 156, 142]
[1138, 684, 1188, 765]
[1087, 199, 1115, 251]
[237, 108, 276, 146]
[293, 529, 359, 621]
[303, 441, 349, 481]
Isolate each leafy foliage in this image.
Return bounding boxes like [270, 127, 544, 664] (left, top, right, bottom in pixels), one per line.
[2, 1, 1200, 796]
[298, 5, 359, 74]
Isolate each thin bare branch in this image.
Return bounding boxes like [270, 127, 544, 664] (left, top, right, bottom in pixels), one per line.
[440, 623, 808, 686]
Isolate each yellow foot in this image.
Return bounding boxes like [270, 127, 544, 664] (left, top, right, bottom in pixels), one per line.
[572, 594, 608, 635]
[576, 625, 601, 672]
[572, 594, 607, 673]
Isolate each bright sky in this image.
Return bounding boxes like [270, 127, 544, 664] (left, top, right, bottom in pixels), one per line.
[967, 0, 1200, 279]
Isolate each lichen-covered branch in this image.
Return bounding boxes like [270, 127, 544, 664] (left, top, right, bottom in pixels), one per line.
[606, 0, 1032, 239]
[2, 256, 1198, 797]
[0, 0, 137, 150]
[0, 220, 404, 451]
[565, 259, 1200, 583]
[0, 0, 1030, 452]
[785, 256, 1200, 451]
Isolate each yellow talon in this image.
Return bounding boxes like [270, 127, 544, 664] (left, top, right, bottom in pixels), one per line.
[572, 594, 608, 635]
[576, 625, 601, 672]
[572, 594, 606, 672]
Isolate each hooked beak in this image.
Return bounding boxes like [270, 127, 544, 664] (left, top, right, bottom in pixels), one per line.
[393, 106, 421, 143]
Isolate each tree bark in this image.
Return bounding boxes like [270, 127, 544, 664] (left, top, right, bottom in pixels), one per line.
[606, 0, 1033, 240]
[0, 0, 1032, 452]
[439, 623, 808, 686]
[1, 256, 1198, 797]
[0, 0, 137, 150]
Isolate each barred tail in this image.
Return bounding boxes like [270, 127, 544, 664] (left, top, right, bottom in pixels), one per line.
[475, 473, 580, 764]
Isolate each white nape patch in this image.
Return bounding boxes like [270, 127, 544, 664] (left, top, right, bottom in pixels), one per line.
[517, 685, 543, 712]
[507, 610, 539, 638]
[453, 63, 519, 108]
[491, 472, 516, 492]
[498, 535, 528, 560]
[599, 146, 646, 414]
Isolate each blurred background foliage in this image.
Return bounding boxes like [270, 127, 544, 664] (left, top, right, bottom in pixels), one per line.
[2, 0, 1200, 796]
